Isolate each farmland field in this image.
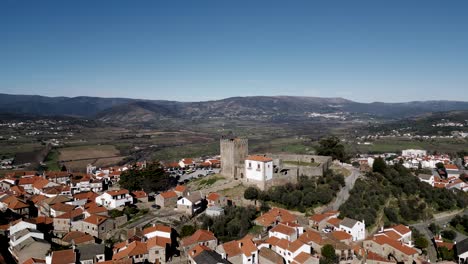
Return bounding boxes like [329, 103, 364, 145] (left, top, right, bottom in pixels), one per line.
[58, 145, 125, 171]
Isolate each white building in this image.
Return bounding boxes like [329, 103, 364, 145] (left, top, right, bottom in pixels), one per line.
[417, 174, 434, 187]
[95, 189, 133, 209]
[244, 155, 273, 190]
[338, 217, 365, 241]
[143, 224, 172, 240]
[401, 149, 427, 157]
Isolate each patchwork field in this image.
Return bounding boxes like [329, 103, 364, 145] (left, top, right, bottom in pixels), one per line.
[58, 145, 125, 171]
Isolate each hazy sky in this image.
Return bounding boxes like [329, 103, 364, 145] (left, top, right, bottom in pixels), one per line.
[1, 1, 467, 102]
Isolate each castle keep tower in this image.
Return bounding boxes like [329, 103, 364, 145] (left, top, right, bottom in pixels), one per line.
[220, 137, 248, 179]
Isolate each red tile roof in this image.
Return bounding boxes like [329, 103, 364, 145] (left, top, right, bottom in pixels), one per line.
[188, 244, 211, 258]
[146, 236, 171, 249]
[131, 190, 147, 199]
[143, 225, 172, 235]
[174, 185, 186, 192]
[246, 155, 273, 162]
[180, 230, 216, 247]
[331, 230, 352, 241]
[390, 224, 411, 236]
[160, 191, 177, 199]
[106, 189, 129, 196]
[367, 251, 393, 263]
[206, 192, 220, 201]
[50, 249, 76, 264]
[83, 214, 107, 225]
[112, 241, 148, 260]
[255, 208, 297, 227]
[270, 223, 296, 236]
[370, 235, 418, 255]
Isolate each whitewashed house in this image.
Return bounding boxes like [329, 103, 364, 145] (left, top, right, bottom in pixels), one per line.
[244, 155, 273, 190]
[338, 217, 365, 241]
[95, 189, 133, 209]
[143, 224, 172, 240]
[417, 174, 434, 187]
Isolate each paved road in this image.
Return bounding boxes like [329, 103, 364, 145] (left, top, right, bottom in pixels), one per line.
[326, 166, 361, 211]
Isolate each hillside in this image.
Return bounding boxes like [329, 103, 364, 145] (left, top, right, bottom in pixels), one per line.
[2, 93, 468, 124]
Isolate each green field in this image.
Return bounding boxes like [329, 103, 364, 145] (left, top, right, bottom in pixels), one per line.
[346, 138, 468, 154]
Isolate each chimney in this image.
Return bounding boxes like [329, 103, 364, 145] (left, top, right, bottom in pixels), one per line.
[380, 226, 384, 233]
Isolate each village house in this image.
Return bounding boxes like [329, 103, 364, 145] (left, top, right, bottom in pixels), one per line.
[37, 195, 71, 217]
[112, 240, 149, 263]
[417, 173, 434, 186]
[95, 189, 133, 209]
[216, 236, 259, 264]
[77, 214, 113, 239]
[206, 192, 228, 207]
[338, 217, 365, 241]
[53, 208, 85, 237]
[269, 222, 303, 241]
[180, 229, 218, 253]
[244, 155, 274, 190]
[32, 178, 60, 195]
[188, 245, 230, 264]
[8, 220, 50, 264]
[155, 191, 178, 208]
[147, 235, 172, 264]
[174, 185, 188, 197]
[309, 210, 340, 230]
[254, 208, 298, 231]
[131, 190, 148, 203]
[76, 243, 106, 264]
[363, 235, 418, 264]
[0, 194, 29, 216]
[206, 206, 225, 217]
[179, 158, 195, 168]
[377, 224, 412, 245]
[45, 249, 76, 264]
[177, 191, 205, 215]
[45, 171, 70, 184]
[61, 231, 95, 246]
[143, 224, 172, 240]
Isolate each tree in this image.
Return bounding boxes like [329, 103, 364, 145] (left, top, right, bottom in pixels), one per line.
[441, 230, 456, 241]
[436, 162, 445, 169]
[320, 244, 337, 264]
[438, 246, 454, 261]
[429, 223, 440, 235]
[180, 225, 196, 237]
[316, 136, 348, 162]
[372, 157, 387, 174]
[244, 187, 259, 200]
[414, 237, 429, 249]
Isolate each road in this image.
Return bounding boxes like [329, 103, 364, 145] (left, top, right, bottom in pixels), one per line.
[326, 165, 361, 211]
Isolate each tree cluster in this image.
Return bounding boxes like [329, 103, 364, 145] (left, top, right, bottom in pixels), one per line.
[119, 162, 176, 192]
[200, 206, 257, 242]
[245, 171, 345, 212]
[340, 163, 467, 227]
[316, 136, 349, 162]
[450, 214, 468, 235]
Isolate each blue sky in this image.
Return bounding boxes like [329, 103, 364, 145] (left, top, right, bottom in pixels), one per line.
[1, 0, 467, 102]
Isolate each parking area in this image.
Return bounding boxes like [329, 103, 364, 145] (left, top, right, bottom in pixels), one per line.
[167, 168, 221, 184]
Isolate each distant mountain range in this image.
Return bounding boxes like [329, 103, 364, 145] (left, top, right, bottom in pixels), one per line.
[1, 93, 468, 123]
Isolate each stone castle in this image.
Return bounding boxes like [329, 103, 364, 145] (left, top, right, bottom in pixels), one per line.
[220, 137, 333, 190]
